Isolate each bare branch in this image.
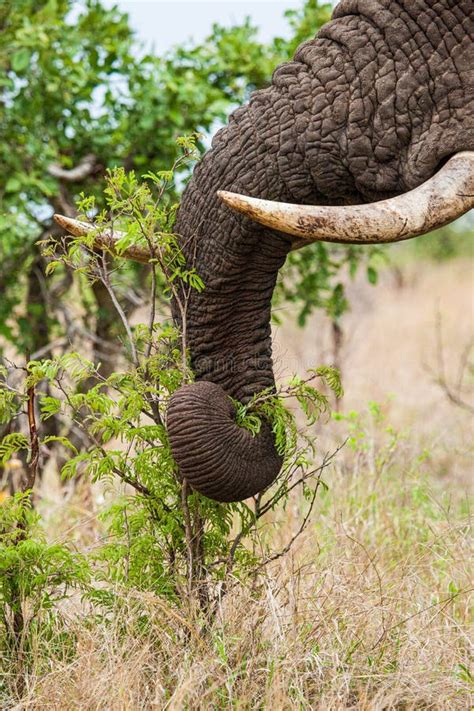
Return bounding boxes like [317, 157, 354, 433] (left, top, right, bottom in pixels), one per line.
[432, 310, 474, 414]
[98, 253, 139, 367]
[256, 481, 321, 569]
[48, 154, 97, 182]
[24, 378, 40, 495]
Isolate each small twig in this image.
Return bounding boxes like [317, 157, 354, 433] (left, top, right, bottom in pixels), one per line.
[433, 310, 474, 414]
[99, 252, 139, 367]
[256, 476, 322, 570]
[113, 468, 153, 498]
[258, 444, 343, 518]
[181, 480, 194, 595]
[48, 154, 97, 182]
[24, 377, 40, 497]
[30, 337, 68, 361]
[145, 264, 157, 360]
[455, 337, 474, 394]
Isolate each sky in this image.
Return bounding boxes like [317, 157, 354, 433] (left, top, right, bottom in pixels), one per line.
[102, 0, 308, 54]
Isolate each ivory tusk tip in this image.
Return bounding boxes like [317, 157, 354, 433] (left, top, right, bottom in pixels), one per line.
[218, 190, 266, 223]
[217, 190, 233, 206]
[53, 213, 70, 228]
[53, 213, 92, 237]
[53, 215, 152, 264]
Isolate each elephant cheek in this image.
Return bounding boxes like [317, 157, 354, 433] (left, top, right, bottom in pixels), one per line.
[166, 381, 283, 503]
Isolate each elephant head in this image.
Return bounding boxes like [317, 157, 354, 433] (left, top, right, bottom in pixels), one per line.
[56, 0, 474, 503]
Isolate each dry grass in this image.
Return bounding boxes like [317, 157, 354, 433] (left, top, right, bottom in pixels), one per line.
[17, 445, 473, 710]
[5, 257, 474, 710]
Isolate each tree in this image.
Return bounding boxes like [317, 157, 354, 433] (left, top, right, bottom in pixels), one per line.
[0, 0, 336, 359]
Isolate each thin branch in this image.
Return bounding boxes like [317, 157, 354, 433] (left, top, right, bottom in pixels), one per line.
[48, 154, 97, 182]
[24, 377, 40, 496]
[30, 337, 68, 361]
[112, 468, 153, 498]
[456, 337, 474, 394]
[99, 253, 139, 367]
[433, 310, 474, 414]
[256, 476, 322, 570]
[258, 443, 343, 518]
[145, 264, 157, 360]
[181, 480, 194, 595]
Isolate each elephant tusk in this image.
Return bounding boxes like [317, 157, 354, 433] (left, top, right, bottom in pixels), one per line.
[52, 214, 152, 263]
[217, 151, 474, 248]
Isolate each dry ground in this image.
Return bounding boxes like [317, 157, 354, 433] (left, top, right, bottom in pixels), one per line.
[7, 256, 474, 710]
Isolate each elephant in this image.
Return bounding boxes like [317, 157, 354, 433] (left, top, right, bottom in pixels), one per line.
[55, 0, 474, 503]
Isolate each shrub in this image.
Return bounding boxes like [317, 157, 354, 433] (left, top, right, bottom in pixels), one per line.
[0, 139, 342, 693]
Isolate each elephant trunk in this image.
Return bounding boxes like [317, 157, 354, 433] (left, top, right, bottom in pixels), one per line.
[167, 109, 294, 500]
[166, 76, 304, 500]
[167, 381, 282, 502]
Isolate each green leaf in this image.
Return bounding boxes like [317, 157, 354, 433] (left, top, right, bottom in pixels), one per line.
[367, 266, 378, 285]
[11, 48, 30, 72]
[5, 177, 21, 194]
[0, 433, 29, 464]
[39, 396, 62, 419]
[45, 261, 62, 276]
[42, 436, 78, 455]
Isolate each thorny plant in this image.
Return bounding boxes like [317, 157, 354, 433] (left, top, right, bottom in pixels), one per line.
[0, 137, 342, 663]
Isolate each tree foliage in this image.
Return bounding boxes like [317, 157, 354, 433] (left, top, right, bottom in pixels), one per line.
[1, 0, 470, 358]
[0, 0, 337, 356]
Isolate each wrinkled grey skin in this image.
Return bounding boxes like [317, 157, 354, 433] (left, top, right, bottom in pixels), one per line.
[167, 0, 474, 502]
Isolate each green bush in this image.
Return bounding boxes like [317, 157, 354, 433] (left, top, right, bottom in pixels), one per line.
[0, 142, 341, 694]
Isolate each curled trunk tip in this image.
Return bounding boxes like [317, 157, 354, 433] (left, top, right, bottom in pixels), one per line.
[167, 381, 283, 502]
